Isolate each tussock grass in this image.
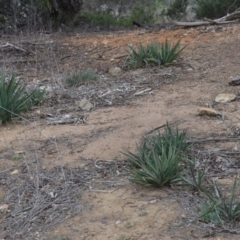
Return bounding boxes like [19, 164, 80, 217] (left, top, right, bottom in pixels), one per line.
[65, 70, 99, 87]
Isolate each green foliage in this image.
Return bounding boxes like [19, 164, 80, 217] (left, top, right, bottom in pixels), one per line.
[65, 70, 99, 87]
[166, 0, 188, 20]
[181, 156, 207, 192]
[127, 43, 159, 69]
[123, 124, 189, 187]
[158, 39, 186, 65]
[130, 5, 156, 24]
[79, 11, 131, 27]
[79, 3, 157, 28]
[0, 14, 4, 23]
[0, 74, 45, 123]
[35, 0, 51, 10]
[199, 178, 240, 223]
[127, 40, 186, 69]
[30, 88, 45, 105]
[194, 0, 240, 19]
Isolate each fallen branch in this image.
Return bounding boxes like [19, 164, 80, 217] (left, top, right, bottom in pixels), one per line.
[0, 42, 27, 52]
[176, 10, 240, 27]
[214, 10, 240, 21]
[175, 21, 211, 27]
[186, 137, 240, 144]
[204, 18, 236, 24]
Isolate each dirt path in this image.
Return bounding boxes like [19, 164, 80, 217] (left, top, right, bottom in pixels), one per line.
[1, 24, 240, 239]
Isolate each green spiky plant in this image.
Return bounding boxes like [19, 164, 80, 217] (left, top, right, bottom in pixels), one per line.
[123, 124, 190, 187]
[0, 74, 45, 123]
[181, 155, 208, 192]
[127, 40, 186, 68]
[157, 39, 186, 65]
[199, 177, 240, 223]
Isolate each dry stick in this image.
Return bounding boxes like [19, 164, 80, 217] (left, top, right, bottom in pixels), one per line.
[146, 121, 181, 135]
[0, 106, 59, 145]
[1, 107, 67, 180]
[60, 46, 98, 61]
[60, 52, 85, 61]
[0, 42, 35, 55]
[0, 42, 27, 52]
[186, 137, 240, 144]
[111, 54, 128, 60]
[147, 124, 167, 134]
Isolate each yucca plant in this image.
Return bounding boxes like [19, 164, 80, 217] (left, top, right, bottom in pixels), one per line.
[181, 156, 208, 192]
[65, 70, 99, 87]
[127, 40, 186, 68]
[199, 178, 240, 223]
[157, 39, 186, 65]
[127, 43, 160, 69]
[150, 125, 189, 154]
[0, 74, 44, 123]
[123, 124, 190, 187]
[199, 199, 222, 224]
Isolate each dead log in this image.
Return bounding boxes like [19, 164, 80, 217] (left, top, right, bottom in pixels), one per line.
[175, 21, 211, 27]
[176, 10, 240, 27]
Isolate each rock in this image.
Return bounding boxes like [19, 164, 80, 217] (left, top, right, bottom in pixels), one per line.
[76, 99, 93, 111]
[11, 169, 19, 175]
[198, 107, 219, 116]
[0, 204, 9, 213]
[115, 219, 122, 225]
[108, 67, 122, 75]
[229, 75, 240, 86]
[215, 93, 236, 103]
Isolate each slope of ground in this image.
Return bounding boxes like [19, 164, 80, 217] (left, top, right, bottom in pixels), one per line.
[1, 23, 240, 239]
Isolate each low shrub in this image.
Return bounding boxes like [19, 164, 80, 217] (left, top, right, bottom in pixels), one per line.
[166, 0, 188, 20]
[194, 0, 240, 19]
[65, 70, 99, 87]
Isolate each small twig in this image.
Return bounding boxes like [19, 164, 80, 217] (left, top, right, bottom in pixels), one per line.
[111, 54, 128, 60]
[60, 53, 84, 61]
[147, 124, 167, 134]
[60, 46, 98, 61]
[88, 188, 119, 193]
[95, 159, 124, 169]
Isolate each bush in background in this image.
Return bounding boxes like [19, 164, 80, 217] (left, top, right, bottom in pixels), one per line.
[79, 3, 157, 27]
[166, 0, 189, 20]
[194, 0, 240, 19]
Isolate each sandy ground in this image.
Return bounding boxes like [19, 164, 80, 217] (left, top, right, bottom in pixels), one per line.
[1, 23, 240, 239]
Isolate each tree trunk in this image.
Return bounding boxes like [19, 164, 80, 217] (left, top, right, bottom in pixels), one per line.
[48, 0, 83, 14]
